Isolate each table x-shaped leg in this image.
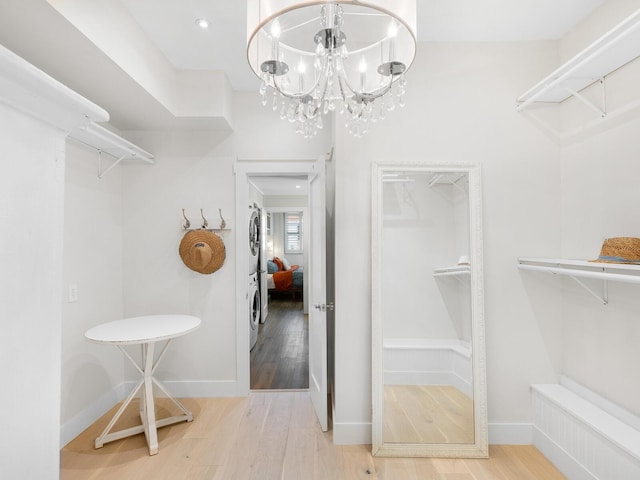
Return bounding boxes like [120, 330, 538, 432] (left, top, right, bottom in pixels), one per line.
[94, 339, 194, 455]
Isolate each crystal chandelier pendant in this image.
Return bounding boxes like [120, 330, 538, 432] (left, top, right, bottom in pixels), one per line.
[247, 1, 417, 137]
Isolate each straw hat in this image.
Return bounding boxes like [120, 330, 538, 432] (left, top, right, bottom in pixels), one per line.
[179, 230, 225, 274]
[591, 237, 640, 264]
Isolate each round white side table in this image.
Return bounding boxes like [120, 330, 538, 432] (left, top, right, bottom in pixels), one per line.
[85, 314, 201, 455]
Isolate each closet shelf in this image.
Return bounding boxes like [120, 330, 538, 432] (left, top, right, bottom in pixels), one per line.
[517, 257, 640, 305]
[433, 265, 470, 277]
[68, 122, 155, 178]
[516, 9, 640, 114]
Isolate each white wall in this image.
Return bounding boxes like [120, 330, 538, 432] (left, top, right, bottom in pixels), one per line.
[122, 142, 239, 393]
[118, 93, 331, 396]
[333, 40, 564, 443]
[0, 104, 66, 479]
[55, 90, 330, 446]
[61, 142, 124, 444]
[0, 41, 107, 478]
[557, 4, 640, 416]
[501, 0, 640, 421]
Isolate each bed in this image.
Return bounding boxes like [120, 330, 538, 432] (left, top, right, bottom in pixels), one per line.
[266, 258, 303, 300]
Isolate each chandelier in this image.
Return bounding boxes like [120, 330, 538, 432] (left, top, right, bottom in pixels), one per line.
[247, 1, 417, 137]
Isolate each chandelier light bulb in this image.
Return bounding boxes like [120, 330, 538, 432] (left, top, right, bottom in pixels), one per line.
[388, 21, 398, 38]
[270, 19, 281, 38]
[358, 57, 368, 73]
[195, 18, 209, 29]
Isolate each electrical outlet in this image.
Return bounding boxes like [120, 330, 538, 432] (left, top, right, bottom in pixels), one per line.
[68, 284, 78, 303]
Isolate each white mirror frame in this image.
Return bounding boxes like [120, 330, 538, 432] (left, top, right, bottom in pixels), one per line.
[371, 161, 488, 458]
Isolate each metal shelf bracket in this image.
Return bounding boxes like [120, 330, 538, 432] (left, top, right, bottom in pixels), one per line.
[97, 150, 129, 179]
[566, 274, 608, 305]
[562, 77, 606, 118]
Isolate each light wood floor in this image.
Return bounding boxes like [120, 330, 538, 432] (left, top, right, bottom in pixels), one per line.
[250, 297, 308, 390]
[61, 392, 567, 480]
[384, 385, 474, 444]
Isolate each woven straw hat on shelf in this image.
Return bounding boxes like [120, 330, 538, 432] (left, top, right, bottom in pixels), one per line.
[179, 230, 225, 274]
[590, 237, 640, 264]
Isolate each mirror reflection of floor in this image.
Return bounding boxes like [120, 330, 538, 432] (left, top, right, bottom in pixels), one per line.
[383, 385, 474, 444]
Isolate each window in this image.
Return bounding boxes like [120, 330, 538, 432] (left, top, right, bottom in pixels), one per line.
[285, 211, 303, 254]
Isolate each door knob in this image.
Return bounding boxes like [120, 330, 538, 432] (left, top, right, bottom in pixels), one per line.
[314, 303, 334, 312]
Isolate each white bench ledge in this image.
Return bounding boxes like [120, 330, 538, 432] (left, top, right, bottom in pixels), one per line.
[532, 384, 640, 461]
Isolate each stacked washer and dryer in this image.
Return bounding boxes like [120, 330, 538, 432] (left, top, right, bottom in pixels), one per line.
[248, 203, 263, 351]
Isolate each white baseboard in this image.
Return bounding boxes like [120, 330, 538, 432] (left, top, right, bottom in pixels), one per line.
[488, 423, 533, 445]
[60, 380, 239, 447]
[60, 382, 127, 447]
[333, 422, 371, 445]
[126, 379, 240, 398]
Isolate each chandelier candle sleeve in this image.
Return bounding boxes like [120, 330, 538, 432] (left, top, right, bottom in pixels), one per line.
[247, 0, 417, 137]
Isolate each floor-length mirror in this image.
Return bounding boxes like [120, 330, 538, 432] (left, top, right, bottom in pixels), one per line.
[371, 162, 488, 457]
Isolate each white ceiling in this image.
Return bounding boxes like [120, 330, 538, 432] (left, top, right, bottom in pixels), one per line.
[120, 0, 605, 92]
[250, 175, 309, 196]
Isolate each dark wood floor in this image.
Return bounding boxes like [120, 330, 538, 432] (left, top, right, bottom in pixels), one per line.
[250, 297, 309, 390]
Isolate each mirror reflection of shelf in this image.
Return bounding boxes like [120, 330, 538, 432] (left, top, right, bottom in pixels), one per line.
[433, 265, 471, 277]
[517, 257, 640, 305]
[428, 172, 468, 194]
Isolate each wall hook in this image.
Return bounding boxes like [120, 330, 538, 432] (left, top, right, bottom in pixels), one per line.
[200, 208, 209, 229]
[182, 209, 191, 230]
[218, 208, 226, 229]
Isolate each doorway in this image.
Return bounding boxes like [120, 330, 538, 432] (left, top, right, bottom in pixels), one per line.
[249, 194, 309, 390]
[234, 158, 329, 430]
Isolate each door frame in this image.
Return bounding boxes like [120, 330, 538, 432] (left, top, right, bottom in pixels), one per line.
[234, 158, 323, 395]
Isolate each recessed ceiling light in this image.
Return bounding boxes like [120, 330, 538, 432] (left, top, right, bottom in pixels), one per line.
[195, 18, 209, 29]
[295, 185, 301, 189]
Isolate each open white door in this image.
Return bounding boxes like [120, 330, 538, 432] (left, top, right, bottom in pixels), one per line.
[308, 156, 328, 431]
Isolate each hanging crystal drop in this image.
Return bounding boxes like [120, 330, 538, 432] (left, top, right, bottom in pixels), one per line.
[399, 72, 407, 88]
[327, 61, 334, 87]
[316, 115, 323, 129]
[260, 81, 268, 107]
[287, 102, 296, 122]
[386, 91, 396, 111]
